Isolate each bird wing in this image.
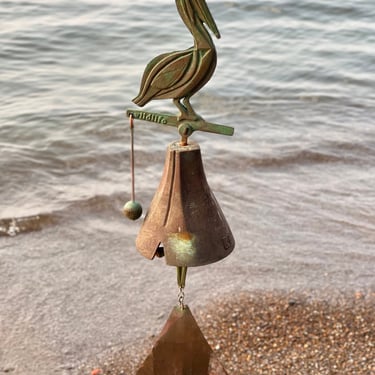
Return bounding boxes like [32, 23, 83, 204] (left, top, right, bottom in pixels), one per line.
[137, 51, 171, 93]
[134, 49, 194, 105]
[151, 51, 193, 90]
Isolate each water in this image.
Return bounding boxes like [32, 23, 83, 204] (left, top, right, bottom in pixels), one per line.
[1, 0, 375, 273]
[1, 1, 375, 373]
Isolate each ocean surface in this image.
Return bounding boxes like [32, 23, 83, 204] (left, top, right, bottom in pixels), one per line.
[1, 0, 375, 277]
[1, 1, 375, 373]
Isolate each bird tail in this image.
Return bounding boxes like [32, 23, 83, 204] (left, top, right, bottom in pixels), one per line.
[132, 95, 146, 107]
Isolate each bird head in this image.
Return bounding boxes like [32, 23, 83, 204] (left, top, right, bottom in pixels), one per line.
[193, 0, 221, 39]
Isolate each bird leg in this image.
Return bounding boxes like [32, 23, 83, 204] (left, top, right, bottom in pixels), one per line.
[183, 97, 202, 120]
[173, 98, 188, 120]
[173, 98, 202, 121]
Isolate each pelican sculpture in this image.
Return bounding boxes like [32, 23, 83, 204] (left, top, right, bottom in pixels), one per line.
[133, 0, 221, 120]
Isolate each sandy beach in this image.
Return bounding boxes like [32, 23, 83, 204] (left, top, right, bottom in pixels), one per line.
[78, 291, 375, 375]
[1, 208, 373, 375]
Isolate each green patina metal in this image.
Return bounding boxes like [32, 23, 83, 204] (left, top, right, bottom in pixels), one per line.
[128, 0, 233, 143]
[126, 109, 234, 139]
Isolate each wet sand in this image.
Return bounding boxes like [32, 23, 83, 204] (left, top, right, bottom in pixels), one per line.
[78, 291, 374, 375]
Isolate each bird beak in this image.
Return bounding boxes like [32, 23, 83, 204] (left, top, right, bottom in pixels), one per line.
[194, 0, 221, 39]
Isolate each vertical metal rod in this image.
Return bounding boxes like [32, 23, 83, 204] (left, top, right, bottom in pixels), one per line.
[123, 114, 142, 221]
[129, 114, 135, 202]
[177, 266, 188, 288]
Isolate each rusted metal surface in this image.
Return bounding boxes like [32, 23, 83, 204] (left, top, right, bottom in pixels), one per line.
[136, 141, 234, 267]
[136, 305, 228, 375]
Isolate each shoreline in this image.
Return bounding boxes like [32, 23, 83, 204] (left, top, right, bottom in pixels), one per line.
[1, 216, 374, 375]
[79, 289, 374, 375]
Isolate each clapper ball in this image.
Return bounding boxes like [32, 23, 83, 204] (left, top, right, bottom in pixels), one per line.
[123, 200, 142, 220]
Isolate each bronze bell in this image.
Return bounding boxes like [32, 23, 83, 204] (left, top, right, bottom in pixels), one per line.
[136, 141, 235, 267]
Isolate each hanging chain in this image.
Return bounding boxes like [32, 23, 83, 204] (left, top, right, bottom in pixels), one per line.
[178, 287, 185, 309]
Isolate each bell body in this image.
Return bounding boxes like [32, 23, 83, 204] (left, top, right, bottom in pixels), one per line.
[136, 141, 234, 267]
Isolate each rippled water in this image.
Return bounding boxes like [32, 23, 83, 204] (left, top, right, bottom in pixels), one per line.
[1, 1, 374, 271]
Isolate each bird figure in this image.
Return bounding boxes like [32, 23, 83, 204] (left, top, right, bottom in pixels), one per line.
[133, 0, 221, 121]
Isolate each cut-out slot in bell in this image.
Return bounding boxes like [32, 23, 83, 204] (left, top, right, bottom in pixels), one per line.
[136, 141, 235, 267]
